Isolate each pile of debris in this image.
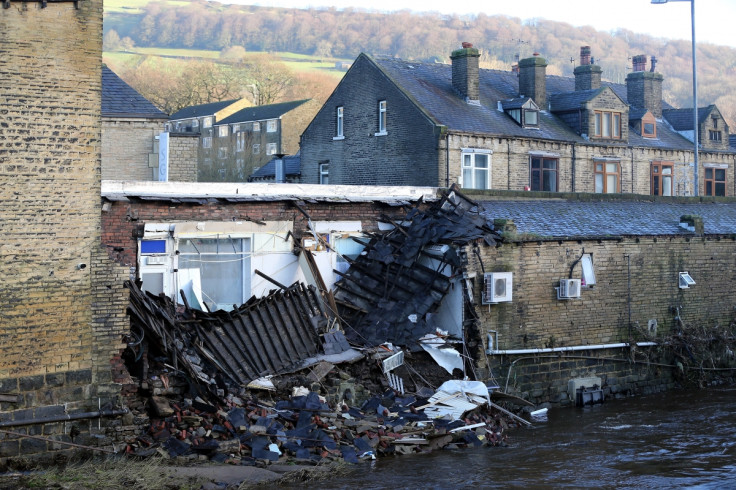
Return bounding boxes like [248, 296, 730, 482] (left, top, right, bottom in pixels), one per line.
[124, 378, 524, 465]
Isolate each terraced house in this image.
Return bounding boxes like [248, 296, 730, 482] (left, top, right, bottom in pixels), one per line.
[301, 44, 735, 196]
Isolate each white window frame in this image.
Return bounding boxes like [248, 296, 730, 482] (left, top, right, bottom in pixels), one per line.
[266, 120, 277, 132]
[460, 149, 492, 190]
[202, 136, 212, 149]
[218, 147, 228, 159]
[376, 100, 387, 136]
[232, 124, 241, 133]
[334, 106, 344, 140]
[253, 143, 260, 154]
[253, 121, 261, 132]
[319, 163, 329, 184]
[191, 119, 199, 129]
[237, 132, 245, 152]
[202, 117, 212, 129]
[266, 143, 277, 155]
[218, 126, 228, 138]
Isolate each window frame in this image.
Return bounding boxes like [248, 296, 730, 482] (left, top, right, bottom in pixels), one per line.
[266, 120, 277, 133]
[709, 130, 722, 142]
[376, 100, 387, 135]
[236, 132, 245, 152]
[252, 143, 260, 154]
[594, 110, 622, 139]
[253, 121, 261, 132]
[594, 161, 621, 193]
[202, 117, 212, 129]
[319, 163, 329, 185]
[218, 147, 228, 159]
[335, 106, 344, 139]
[651, 161, 674, 196]
[704, 166, 727, 196]
[529, 156, 558, 192]
[266, 142, 277, 155]
[461, 149, 491, 190]
[202, 136, 212, 149]
[218, 126, 228, 138]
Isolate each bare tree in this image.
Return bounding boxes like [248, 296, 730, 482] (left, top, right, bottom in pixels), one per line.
[238, 54, 295, 106]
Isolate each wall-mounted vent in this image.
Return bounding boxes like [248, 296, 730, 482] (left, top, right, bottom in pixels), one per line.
[679, 272, 696, 289]
[557, 278, 581, 299]
[482, 272, 513, 304]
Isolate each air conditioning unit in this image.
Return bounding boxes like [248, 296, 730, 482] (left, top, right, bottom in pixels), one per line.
[482, 272, 513, 304]
[557, 279, 581, 299]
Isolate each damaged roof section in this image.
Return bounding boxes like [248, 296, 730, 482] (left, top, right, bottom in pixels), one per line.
[126, 280, 335, 393]
[334, 186, 501, 348]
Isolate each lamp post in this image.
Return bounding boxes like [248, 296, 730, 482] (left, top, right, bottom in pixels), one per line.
[652, 0, 698, 196]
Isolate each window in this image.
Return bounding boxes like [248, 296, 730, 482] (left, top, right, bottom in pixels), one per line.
[709, 130, 722, 142]
[594, 111, 622, 139]
[192, 119, 199, 129]
[705, 167, 726, 196]
[651, 162, 673, 196]
[377, 100, 387, 135]
[319, 163, 329, 184]
[218, 147, 228, 159]
[178, 237, 251, 312]
[253, 122, 261, 132]
[266, 120, 277, 132]
[712, 117, 719, 129]
[202, 117, 212, 129]
[507, 108, 538, 127]
[462, 151, 491, 190]
[530, 157, 558, 192]
[643, 122, 656, 138]
[335, 106, 344, 139]
[253, 144, 260, 154]
[525, 109, 538, 126]
[266, 143, 277, 155]
[218, 126, 228, 138]
[594, 161, 620, 193]
[232, 124, 240, 133]
[236, 132, 245, 152]
[202, 137, 212, 149]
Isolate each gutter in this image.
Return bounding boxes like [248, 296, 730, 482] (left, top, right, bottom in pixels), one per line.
[0, 408, 129, 429]
[488, 341, 657, 355]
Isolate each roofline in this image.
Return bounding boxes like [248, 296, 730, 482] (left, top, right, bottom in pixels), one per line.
[102, 180, 440, 204]
[102, 113, 168, 120]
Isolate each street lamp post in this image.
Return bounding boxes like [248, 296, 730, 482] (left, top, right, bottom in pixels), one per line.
[652, 0, 698, 196]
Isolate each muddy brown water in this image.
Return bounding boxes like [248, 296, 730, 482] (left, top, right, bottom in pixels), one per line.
[308, 387, 736, 489]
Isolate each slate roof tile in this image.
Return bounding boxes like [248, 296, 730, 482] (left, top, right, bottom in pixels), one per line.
[102, 66, 167, 119]
[218, 100, 310, 125]
[169, 99, 242, 121]
[250, 153, 301, 179]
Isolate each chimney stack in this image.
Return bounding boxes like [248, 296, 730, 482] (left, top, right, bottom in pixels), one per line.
[574, 46, 602, 91]
[626, 54, 664, 117]
[518, 52, 547, 108]
[451, 42, 480, 104]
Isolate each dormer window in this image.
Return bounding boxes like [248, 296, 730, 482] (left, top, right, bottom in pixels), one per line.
[594, 111, 621, 139]
[502, 98, 539, 128]
[643, 122, 656, 138]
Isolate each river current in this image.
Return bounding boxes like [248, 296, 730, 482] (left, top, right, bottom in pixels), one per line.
[311, 387, 736, 489]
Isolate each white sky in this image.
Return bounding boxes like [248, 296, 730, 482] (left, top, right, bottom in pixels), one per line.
[232, 0, 736, 48]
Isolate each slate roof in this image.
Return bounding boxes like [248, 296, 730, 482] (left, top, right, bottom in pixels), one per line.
[102, 66, 167, 119]
[169, 99, 241, 121]
[370, 55, 694, 152]
[479, 199, 736, 237]
[500, 97, 534, 110]
[250, 153, 301, 180]
[218, 100, 310, 125]
[548, 88, 605, 112]
[662, 105, 714, 131]
[629, 108, 649, 121]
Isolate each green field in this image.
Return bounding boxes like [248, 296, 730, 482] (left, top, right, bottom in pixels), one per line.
[104, 0, 190, 15]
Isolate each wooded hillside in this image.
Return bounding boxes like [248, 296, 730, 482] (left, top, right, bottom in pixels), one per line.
[104, 0, 736, 126]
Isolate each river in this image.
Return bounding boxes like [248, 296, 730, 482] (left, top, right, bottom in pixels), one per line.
[309, 387, 736, 489]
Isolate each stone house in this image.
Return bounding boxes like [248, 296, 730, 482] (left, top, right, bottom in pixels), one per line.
[204, 99, 318, 182]
[300, 44, 735, 197]
[102, 66, 168, 181]
[167, 98, 318, 182]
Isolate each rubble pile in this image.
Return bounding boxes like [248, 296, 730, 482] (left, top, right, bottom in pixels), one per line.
[123, 377, 520, 466]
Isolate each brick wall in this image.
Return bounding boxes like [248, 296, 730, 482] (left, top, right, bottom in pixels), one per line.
[471, 234, 736, 404]
[300, 54, 440, 186]
[168, 134, 198, 182]
[101, 198, 405, 267]
[0, 0, 130, 461]
[102, 117, 166, 181]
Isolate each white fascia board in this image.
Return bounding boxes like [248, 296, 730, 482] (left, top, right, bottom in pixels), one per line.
[102, 181, 439, 204]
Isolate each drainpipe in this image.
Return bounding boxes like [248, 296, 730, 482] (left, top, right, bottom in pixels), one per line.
[626, 253, 632, 340]
[489, 341, 657, 356]
[445, 131, 450, 188]
[0, 408, 129, 428]
[507, 140, 511, 190]
[631, 147, 635, 193]
[571, 142, 576, 192]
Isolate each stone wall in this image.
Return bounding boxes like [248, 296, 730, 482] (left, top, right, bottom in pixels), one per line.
[471, 234, 736, 405]
[167, 133, 198, 182]
[102, 117, 165, 181]
[0, 0, 130, 462]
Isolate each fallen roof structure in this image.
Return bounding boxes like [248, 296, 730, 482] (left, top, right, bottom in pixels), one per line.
[334, 186, 501, 349]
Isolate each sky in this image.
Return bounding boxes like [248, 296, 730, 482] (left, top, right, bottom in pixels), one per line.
[233, 0, 736, 48]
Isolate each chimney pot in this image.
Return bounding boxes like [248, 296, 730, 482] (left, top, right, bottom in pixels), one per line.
[580, 46, 591, 66]
[533, 52, 540, 57]
[462, 42, 473, 48]
[632, 54, 647, 72]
